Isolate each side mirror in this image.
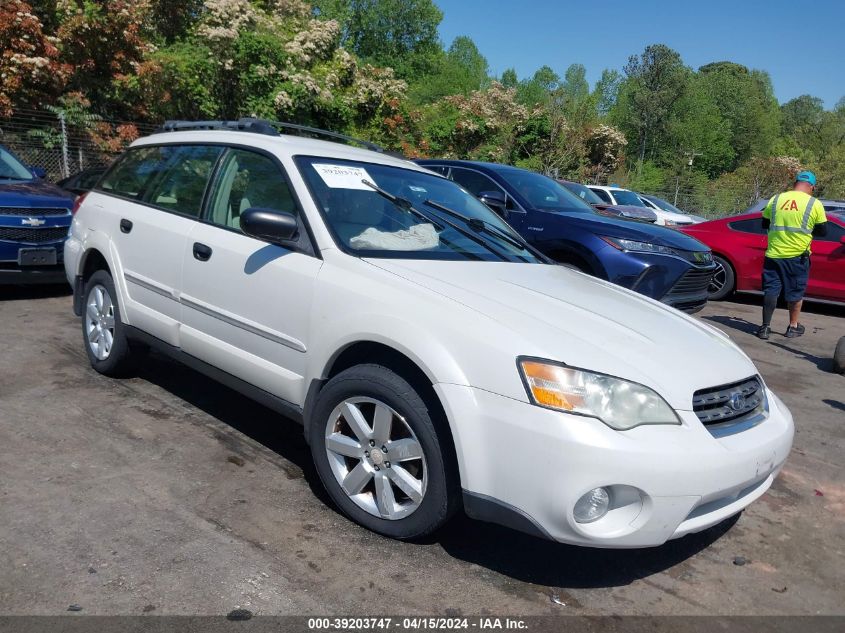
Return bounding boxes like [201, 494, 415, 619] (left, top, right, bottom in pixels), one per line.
[240, 208, 298, 243]
[30, 166, 47, 179]
[840, 235, 845, 245]
[478, 190, 507, 216]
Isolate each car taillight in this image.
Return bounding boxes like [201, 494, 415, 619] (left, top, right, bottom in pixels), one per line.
[71, 193, 88, 215]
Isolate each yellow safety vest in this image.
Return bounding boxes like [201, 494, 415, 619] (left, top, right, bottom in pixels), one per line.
[762, 191, 826, 258]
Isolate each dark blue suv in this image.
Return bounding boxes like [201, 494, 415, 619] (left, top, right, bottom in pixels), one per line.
[0, 145, 74, 285]
[416, 160, 715, 312]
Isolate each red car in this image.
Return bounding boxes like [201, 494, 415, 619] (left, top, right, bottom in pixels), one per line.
[680, 211, 845, 304]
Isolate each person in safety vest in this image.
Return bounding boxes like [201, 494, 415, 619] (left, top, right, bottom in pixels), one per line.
[756, 171, 828, 340]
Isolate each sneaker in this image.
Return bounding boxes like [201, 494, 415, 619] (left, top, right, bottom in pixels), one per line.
[756, 325, 771, 340]
[785, 324, 805, 338]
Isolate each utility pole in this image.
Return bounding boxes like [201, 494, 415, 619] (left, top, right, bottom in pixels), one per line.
[674, 150, 701, 206]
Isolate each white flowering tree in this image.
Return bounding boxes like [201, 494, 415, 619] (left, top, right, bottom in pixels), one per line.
[146, 0, 407, 132]
[0, 1, 67, 117]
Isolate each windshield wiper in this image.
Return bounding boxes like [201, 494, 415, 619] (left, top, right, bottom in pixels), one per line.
[422, 199, 528, 251]
[360, 179, 510, 261]
[361, 179, 444, 230]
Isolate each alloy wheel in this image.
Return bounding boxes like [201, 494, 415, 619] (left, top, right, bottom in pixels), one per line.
[324, 397, 427, 520]
[85, 284, 116, 361]
[709, 261, 727, 295]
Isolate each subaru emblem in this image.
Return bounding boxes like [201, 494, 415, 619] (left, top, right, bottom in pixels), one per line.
[729, 392, 746, 412]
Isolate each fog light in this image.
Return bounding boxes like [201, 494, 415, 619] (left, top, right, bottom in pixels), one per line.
[574, 487, 610, 523]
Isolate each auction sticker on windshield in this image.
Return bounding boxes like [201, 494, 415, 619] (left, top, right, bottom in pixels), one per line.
[313, 163, 376, 190]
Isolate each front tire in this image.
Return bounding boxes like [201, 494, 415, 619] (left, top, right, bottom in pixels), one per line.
[309, 364, 458, 540]
[81, 270, 135, 376]
[708, 255, 735, 301]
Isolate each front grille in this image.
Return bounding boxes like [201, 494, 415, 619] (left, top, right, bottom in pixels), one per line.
[693, 376, 766, 434]
[0, 227, 69, 243]
[666, 267, 714, 297]
[0, 207, 70, 216]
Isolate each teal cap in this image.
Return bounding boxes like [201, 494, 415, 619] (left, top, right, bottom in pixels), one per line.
[796, 170, 816, 186]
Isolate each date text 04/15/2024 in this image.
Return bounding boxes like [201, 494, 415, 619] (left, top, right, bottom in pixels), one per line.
[307, 618, 528, 630]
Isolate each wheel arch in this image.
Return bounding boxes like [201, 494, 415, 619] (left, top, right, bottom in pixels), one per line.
[304, 339, 462, 491]
[80, 247, 111, 281]
[543, 239, 607, 278]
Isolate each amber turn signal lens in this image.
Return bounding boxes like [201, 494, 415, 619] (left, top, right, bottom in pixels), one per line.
[520, 360, 580, 411]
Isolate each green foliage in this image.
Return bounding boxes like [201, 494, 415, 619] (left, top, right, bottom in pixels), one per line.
[615, 44, 689, 167]
[9, 1, 845, 217]
[409, 35, 488, 103]
[316, 0, 443, 79]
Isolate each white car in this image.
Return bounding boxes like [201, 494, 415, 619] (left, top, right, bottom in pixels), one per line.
[639, 193, 707, 224]
[64, 120, 794, 547]
[589, 185, 695, 227]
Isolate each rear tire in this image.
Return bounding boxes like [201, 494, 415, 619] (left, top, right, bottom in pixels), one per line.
[834, 337, 845, 374]
[708, 255, 735, 301]
[81, 270, 135, 376]
[309, 364, 458, 540]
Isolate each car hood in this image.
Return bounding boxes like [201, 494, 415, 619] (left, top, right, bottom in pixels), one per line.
[593, 203, 657, 221]
[543, 210, 709, 251]
[655, 209, 695, 224]
[365, 259, 757, 408]
[0, 180, 74, 207]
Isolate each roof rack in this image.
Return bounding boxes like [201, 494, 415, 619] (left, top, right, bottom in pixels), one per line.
[157, 118, 384, 153]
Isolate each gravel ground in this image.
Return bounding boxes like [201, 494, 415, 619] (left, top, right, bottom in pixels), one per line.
[1, 286, 843, 616]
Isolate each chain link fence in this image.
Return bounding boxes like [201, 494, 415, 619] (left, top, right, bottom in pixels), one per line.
[0, 108, 158, 182]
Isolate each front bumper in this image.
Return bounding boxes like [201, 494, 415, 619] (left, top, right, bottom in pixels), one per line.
[436, 383, 793, 548]
[0, 264, 69, 285]
[604, 248, 715, 313]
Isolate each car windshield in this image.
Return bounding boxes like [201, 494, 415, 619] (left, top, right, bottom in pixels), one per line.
[562, 182, 604, 205]
[496, 169, 593, 213]
[611, 189, 647, 207]
[0, 147, 34, 181]
[645, 195, 687, 214]
[295, 156, 541, 263]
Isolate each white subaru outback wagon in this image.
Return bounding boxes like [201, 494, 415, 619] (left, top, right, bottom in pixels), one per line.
[65, 119, 793, 547]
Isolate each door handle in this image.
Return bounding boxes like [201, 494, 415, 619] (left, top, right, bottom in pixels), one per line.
[192, 242, 212, 262]
[120, 219, 133, 234]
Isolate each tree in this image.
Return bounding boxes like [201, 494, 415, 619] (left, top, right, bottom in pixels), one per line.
[500, 68, 518, 89]
[147, 0, 407, 135]
[0, 0, 68, 116]
[410, 35, 488, 103]
[55, 0, 155, 119]
[614, 44, 689, 169]
[562, 63, 589, 103]
[516, 65, 559, 105]
[315, 0, 443, 79]
[696, 62, 779, 168]
[658, 72, 735, 176]
[148, 0, 205, 43]
[592, 69, 621, 116]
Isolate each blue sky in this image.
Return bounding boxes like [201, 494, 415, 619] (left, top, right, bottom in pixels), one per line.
[435, 0, 845, 108]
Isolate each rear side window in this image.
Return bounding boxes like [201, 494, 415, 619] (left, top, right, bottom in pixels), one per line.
[818, 221, 844, 243]
[729, 218, 766, 234]
[99, 146, 162, 200]
[590, 187, 612, 203]
[98, 145, 223, 217]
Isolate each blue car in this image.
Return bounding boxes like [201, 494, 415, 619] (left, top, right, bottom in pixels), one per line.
[0, 145, 74, 285]
[416, 160, 716, 312]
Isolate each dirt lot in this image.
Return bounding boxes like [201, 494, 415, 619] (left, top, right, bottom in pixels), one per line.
[0, 286, 843, 616]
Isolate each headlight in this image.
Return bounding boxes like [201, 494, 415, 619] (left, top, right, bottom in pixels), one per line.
[601, 236, 683, 256]
[518, 358, 680, 430]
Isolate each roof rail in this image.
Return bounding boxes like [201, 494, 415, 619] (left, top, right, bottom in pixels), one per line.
[156, 118, 384, 152]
